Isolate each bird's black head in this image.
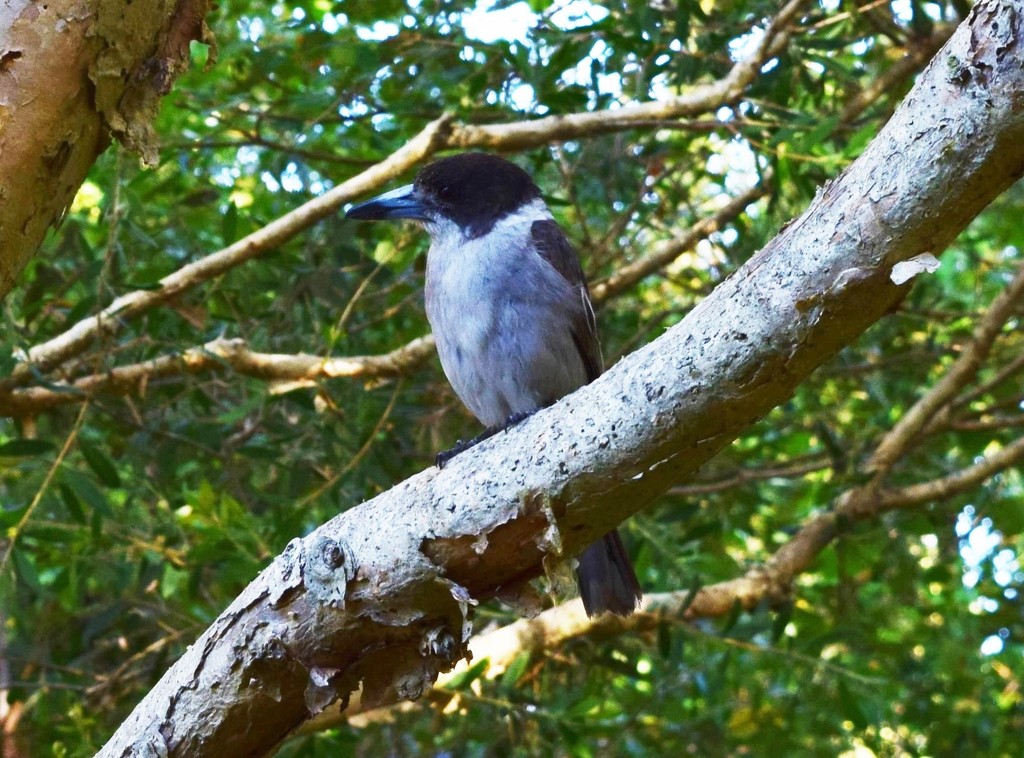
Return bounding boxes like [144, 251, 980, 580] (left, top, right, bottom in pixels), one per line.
[346, 153, 543, 239]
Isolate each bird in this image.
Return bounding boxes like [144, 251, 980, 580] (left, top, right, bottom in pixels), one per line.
[346, 152, 641, 617]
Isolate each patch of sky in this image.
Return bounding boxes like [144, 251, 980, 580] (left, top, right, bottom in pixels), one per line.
[236, 146, 260, 171]
[728, 26, 764, 63]
[211, 166, 238, 187]
[890, 0, 942, 24]
[560, 39, 621, 106]
[238, 16, 265, 44]
[308, 169, 328, 195]
[322, 13, 340, 33]
[728, 23, 780, 73]
[280, 162, 303, 193]
[959, 511, 1002, 589]
[956, 504, 1024, 655]
[357, 21, 400, 41]
[463, 0, 535, 44]
[705, 136, 761, 196]
[261, 171, 281, 192]
[460, 45, 486, 64]
[549, 0, 609, 30]
[994, 548, 1024, 587]
[852, 38, 873, 56]
[463, 0, 610, 44]
[338, 96, 371, 122]
[980, 634, 1004, 655]
[890, 0, 913, 22]
[508, 82, 537, 112]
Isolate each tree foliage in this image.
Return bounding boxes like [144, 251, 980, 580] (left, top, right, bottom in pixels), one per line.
[1, 0, 1022, 755]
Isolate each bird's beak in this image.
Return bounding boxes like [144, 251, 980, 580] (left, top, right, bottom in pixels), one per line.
[346, 184, 427, 221]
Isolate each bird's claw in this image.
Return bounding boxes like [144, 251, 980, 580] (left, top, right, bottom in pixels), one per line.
[435, 410, 536, 468]
[435, 438, 470, 469]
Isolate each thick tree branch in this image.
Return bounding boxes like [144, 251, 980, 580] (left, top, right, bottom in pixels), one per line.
[95, 4, 1024, 755]
[321, 423, 1024, 731]
[0, 0, 214, 299]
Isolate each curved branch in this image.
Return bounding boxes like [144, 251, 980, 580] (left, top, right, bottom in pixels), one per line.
[590, 181, 769, 303]
[445, 0, 807, 150]
[0, 337, 437, 416]
[667, 456, 830, 497]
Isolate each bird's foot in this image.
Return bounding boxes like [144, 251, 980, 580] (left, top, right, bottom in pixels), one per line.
[435, 438, 475, 469]
[435, 410, 537, 469]
[501, 410, 534, 431]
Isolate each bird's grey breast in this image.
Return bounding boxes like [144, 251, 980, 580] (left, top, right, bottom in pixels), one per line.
[425, 205, 590, 426]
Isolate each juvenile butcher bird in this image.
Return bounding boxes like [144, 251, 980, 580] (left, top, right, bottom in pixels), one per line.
[347, 152, 641, 617]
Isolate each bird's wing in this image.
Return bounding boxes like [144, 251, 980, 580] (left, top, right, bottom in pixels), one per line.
[530, 219, 603, 381]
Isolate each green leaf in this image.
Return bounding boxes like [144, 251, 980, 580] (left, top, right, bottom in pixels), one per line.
[771, 602, 793, 644]
[0, 504, 28, 529]
[222, 201, 239, 245]
[680, 574, 704, 616]
[501, 650, 531, 687]
[445, 658, 489, 691]
[679, 521, 719, 544]
[161, 564, 190, 599]
[190, 40, 211, 68]
[838, 680, 870, 729]
[12, 548, 41, 592]
[61, 470, 113, 517]
[721, 599, 743, 634]
[59, 484, 87, 524]
[657, 621, 672, 659]
[79, 439, 122, 488]
[0, 439, 54, 457]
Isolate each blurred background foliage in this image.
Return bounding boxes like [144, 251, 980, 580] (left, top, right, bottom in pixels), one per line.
[2, 0, 1023, 755]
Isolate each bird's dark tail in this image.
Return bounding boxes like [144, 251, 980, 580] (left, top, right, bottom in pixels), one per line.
[576, 529, 642, 617]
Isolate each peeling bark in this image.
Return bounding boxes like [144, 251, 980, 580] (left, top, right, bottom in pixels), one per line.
[96, 3, 1024, 756]
[0, 0, 213, 300]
